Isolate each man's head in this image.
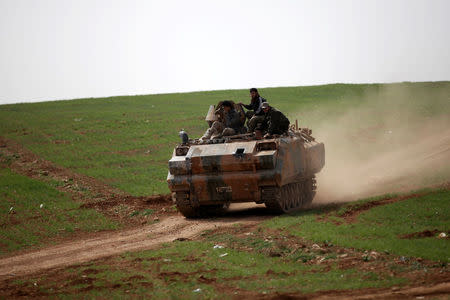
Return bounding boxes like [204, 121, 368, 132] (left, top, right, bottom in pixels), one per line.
[222, 100, 233, 112]
[250, 88, 259, 99]
[261, 102, 270, 113]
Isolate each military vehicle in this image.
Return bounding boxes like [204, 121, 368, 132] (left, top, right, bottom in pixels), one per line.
[167, 102, 325, 217]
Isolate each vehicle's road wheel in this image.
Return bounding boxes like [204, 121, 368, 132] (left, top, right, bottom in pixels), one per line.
[263, 175, 316, 214]
[301, 176, 316, 208]
[174, 192, 200, 218]
[262, 186, 285, 213]
[174, 192, 230, 218]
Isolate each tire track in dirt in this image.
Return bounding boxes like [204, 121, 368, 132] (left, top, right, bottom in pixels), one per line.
[0, 136, 173, 225]
[340, 191, 430, 223]
[0, 136, 126, 200]
[0, 215, 265, 280]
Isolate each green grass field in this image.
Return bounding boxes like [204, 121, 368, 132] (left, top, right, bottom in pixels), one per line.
[0, 167, 118, 255]
[1, 82, 449, 298]
[1, 82, 448, 196]
[264, 189, 450, 261]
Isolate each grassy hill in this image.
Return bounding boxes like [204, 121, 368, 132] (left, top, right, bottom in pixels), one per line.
[1, 82, 449, 297]
[0, 82, 449, 196]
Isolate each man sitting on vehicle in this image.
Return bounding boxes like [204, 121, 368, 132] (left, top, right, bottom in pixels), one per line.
[239, 88, 267, 132]
[258, 102, 290, 138]
[201, 101, 243, 140]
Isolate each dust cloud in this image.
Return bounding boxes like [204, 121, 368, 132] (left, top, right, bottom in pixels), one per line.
[304, 84, 450, 203]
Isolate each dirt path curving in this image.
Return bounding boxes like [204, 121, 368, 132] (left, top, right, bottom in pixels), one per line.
[0, 136, 173, 225]
[0, 214, 265, 280]
[0, 136, 127, 201]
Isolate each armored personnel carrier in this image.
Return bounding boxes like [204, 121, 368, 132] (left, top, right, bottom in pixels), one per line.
[167, 103, 325, 218]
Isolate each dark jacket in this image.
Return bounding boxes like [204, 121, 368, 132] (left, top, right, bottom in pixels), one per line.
[262, 107, 290, 134]
[225, 109, 243, 132]
[243, 96, 267, 116]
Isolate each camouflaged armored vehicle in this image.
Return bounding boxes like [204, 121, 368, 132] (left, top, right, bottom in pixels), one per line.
[167, 102, 325, 218]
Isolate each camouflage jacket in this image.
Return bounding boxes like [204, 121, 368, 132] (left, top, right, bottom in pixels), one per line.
[224, 109, 243, 132]
[262, 107, 290, 134]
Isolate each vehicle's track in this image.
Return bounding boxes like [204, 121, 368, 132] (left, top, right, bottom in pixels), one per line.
[0, 214, 265, 280]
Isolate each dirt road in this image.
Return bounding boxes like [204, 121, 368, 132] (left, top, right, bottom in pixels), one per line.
[0, 212, 266, 280]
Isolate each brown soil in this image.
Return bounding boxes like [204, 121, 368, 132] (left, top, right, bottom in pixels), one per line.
[271, 282, 450, 299]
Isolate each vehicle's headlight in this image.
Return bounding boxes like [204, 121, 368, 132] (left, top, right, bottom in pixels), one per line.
[175, 146, 190, 156]
[169, 160, 189, 175]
